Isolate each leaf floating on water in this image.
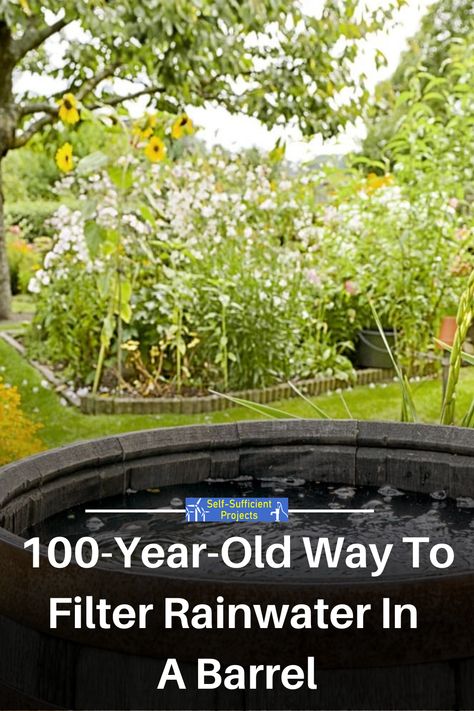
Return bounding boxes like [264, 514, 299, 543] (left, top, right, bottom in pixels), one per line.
[430, 490, 447, 501]
[86, 516, 104, 532]
[456, 497, 474, 509]
[333, 486, 356, 500]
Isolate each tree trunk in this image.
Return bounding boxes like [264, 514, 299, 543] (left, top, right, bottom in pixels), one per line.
[0, 159, 11, 320]
[0, 22, 16, 320]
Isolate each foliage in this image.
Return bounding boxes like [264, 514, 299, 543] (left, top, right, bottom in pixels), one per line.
[28, 146, 356, 391]
[5, 200, 70, 242]
[27, 27, 474, 393]
[316, 167, 472, 373]
[0, 376, 43, 465]
[363, 0, 474, 160]
[441, 269, 474, 425]
[6, 231, 40, 294]
[1, 0, 402, 142]
[0, 0, 403, 320]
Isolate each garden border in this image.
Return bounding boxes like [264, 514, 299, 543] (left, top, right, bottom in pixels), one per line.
[79, 367, 396, 415]
[0, 329, 399, 415]
[0, 331, 395, 415]
[2, 328, 428, 417]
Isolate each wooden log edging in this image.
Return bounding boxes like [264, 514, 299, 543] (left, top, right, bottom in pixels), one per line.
[0, 330, 399, 416]
[80, 367, 396, 415]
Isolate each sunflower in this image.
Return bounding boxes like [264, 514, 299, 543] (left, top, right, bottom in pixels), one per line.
[133, 113, 158, 142]
[58, 93, 80, 125]
[145, 136, 166, 163]
[55, 143, 74, 172]
[171, 114, 194, 140]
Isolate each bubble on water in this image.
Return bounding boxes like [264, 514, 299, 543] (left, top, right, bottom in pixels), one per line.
[170, 497, 183, 508]
[146, 487, 161, 494]
[430, 490, 447, 501]
[67, 513, 75, 520]
[281, 477, 306, 487]
[126, 487, 137, 495]
[298, 492, 305, 499]
[329, 501, 342, 509]
[334, 486, 356, 499]
[86, 516, 104, 532]
[457, 496, 474, 509]
[364, 499, 388, 510]
[120, 522, 142, 533]
[273, 487, 285, 494]
[378, 485, 404, 497]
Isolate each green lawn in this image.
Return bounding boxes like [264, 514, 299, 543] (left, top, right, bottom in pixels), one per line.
[1, 337, 473, 452]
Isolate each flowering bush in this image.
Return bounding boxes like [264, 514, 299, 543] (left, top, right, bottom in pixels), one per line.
[28, 31, 474, 393]
[315, 172, 473, 371]
[28, 148, 356, 392]
[0, 379, 43, 465]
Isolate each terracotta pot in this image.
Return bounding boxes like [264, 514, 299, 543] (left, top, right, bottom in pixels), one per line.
[437, 315, 457, 349]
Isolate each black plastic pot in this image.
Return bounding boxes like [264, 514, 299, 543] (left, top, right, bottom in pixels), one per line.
[355, 328, 395, 369]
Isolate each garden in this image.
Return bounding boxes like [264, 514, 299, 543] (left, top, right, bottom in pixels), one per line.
[1, 0, 473, 464]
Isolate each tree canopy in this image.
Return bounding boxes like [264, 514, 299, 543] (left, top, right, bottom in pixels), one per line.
[363, 0, 473, 160]
[0, 0, 403, 318]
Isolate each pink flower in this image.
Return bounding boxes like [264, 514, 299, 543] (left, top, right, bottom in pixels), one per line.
[306, 269, 322, 287]
[344, 280, 358, 296]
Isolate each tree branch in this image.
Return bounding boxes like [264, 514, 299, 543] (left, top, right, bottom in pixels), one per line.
[76, 64, 120, 100]
[13, 114, 53, 148]
[19, 102, 58, 118]
[87, 85, 166, 109]
[13, 64, 120, 148]
[13, 16, 70, 61]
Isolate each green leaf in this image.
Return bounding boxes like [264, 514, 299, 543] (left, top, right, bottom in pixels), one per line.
[77, 151, 109, 176]
[435, 340, 474, 366]
[108, 165, 134, 191]
[84, 221, 106, 258]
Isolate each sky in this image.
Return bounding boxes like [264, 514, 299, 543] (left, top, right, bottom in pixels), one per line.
[16, 0, 433, 162]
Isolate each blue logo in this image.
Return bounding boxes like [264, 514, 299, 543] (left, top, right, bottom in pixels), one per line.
[185, 497, 289, 523]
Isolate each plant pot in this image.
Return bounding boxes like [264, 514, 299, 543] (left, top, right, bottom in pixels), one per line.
[437, 315, 457, 349]
[355, 328, 395, 369]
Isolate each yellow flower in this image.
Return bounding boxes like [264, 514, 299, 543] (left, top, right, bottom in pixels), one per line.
[132, 113, 158, 141]
[55, 143, 74, 172]
[58, 93, 80, 125]
[145, 136, 166, 162]
[171, 114, 194, 140]
[365, 172, 394, 193]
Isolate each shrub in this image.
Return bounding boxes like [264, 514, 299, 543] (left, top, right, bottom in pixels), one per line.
[5, 200, 69, 242]
[7, 233, 41, 295]
[0, 379, 44, 465]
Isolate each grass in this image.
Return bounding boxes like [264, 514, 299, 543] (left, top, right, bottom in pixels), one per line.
[12, 294, 35, 315]
[1, 338, 474, 452]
